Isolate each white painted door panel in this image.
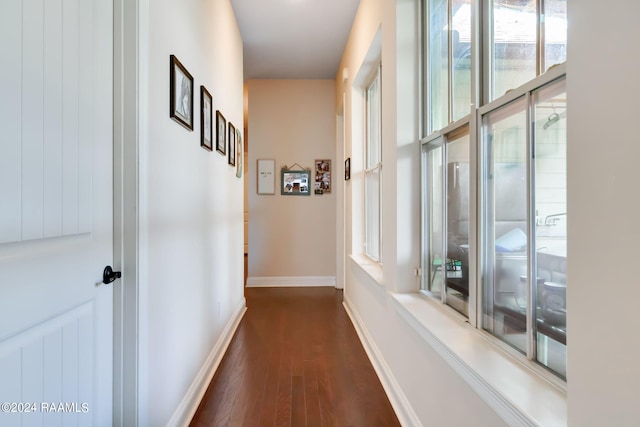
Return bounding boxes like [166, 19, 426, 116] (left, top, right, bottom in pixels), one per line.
[0, 0, 113, 426]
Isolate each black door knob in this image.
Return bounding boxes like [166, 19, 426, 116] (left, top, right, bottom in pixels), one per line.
[103, 266, 122, 284]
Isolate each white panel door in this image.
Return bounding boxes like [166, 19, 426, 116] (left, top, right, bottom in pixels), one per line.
[0, 0, 114, 426]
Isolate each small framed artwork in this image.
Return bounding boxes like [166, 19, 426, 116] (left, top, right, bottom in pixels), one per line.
[314, 159, 331, 194]
[236, 129, 243, 178]
[345, 157, 351, 180]
[200, 86, 213, 151]
[228, 123, 236, 166]
[169, 55, 194, 131]
[216, 110, 226, 155]
[257, 159, 276, 195]
[282, 169, 311, 196]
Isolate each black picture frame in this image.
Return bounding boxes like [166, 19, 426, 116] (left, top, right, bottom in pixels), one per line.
[169, 55, 194, 131]
[345, 157, 351, 180]
[200, 86, 213, 151]
[216, 110, 226, 155]
[228, 122, 236, 166]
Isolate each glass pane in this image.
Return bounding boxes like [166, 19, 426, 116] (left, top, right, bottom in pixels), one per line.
[365, 167, 381, 261]
[445, 131, 470, 316]
[366, 72, 381, 167]
[424, 146, 444, 297]
[533, 78, 566, 378]
[482, 97, 528, 354]
[451, 0, 471, 121]
[491, 0, 537, 100]
[544, 0, 567, 70]
[428, 0, 448, 132]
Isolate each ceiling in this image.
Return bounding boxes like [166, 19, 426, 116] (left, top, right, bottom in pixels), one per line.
[230, 0, 361, 81]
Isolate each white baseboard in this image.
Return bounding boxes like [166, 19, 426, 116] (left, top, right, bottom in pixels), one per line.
[343, 296, 423, 427]
[167, 298, 247, 427]
[246, 276, 336, 287]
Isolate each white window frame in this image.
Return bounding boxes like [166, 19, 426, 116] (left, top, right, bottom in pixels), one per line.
[420, 0, 567, 381]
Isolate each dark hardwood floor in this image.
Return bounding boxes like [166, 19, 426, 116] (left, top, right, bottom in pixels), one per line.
[190, 287, 400, 427]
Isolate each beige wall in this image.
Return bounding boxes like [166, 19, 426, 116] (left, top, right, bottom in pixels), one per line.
[247, 80, 337, 284]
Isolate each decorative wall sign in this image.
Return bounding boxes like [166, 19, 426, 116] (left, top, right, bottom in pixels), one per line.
[169, 55, 193, 130]
[257, 159, 275, 195]
[314, 159, 331, 194]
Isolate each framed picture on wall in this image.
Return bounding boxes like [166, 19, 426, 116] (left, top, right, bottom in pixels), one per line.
[169, 55, 194, 131]
[200, 86, 213, 151]
[345, 157, 351, 180]
[216, 110, 226, 155]
[282, 169, 311, 196]
[314, 159, 331, 194]
[236, 129, 243, 178]
[228, 122, 236, 166]
[257, 159, 276, 195]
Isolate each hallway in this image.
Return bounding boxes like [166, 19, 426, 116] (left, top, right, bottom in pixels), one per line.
[190, 287, 400, 426]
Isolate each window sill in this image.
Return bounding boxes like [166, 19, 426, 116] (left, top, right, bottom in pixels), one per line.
[390, 292, 567, 427]
[349, 254, 384, 287]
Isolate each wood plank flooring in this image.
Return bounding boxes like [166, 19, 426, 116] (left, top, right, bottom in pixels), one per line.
[190, 287, 400, 427]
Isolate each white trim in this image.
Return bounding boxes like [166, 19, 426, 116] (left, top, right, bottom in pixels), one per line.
[343, 295, 423, 427]
[390, 292, 566, 427]
[246, 276, 336, 287]
[113, 0, 145, 424]
[166, 298, 247, 427]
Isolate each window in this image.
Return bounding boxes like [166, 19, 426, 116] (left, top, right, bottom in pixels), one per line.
[425, 0, 472, 134]
[365, 65, 382, 261]
[481, 76, 566, 378]
[488, 0, 567, 101]
[422, 126, 470, 316]
[421, 0, 567, 378]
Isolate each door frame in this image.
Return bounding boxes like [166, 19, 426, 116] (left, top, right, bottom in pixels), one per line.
[336, 94, 346, 290]
[113, 0, 146, 425]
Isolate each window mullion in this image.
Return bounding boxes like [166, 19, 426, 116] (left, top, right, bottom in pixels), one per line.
[447, 0, 453, 124]
[537, 0, 544, 75]
[441, 139, 448, 305]
[525, 91, 535, 361]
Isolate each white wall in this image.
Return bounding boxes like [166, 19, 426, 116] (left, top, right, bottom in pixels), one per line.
[140, 0, 245, 425]
[247, 80, 337, 284]
[567, 1, 640, 425]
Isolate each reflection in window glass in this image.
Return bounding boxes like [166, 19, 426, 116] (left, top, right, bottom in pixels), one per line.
[491, 0, 536, 99]
[451, 0, 471, 121]
[544, 0, 567, 70]
[482, 97, 528, 355]
[533, 78, 566, 378]
[365, 168, 381, 260]
[367, 74, 381, 168]
[428, 0, 448, 132]
[481, 78, 567, 378]
[423, 145, 443, 298]
[445, 131, 470, 315]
